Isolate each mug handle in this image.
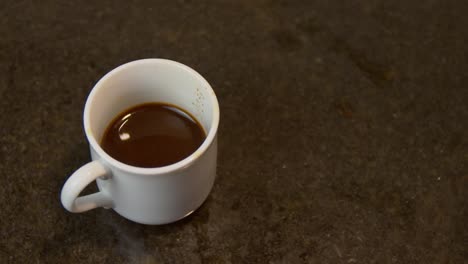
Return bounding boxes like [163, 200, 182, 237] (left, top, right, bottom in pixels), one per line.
[61, 160, 113, 213]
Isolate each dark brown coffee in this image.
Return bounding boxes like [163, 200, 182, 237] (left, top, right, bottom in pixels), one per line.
[101, 103, 206, 168]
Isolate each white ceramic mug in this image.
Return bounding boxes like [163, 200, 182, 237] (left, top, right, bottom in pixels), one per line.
[60, 59, 219, 225]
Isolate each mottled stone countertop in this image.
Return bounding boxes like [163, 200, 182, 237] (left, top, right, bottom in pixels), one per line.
[0, 1, 466, 263]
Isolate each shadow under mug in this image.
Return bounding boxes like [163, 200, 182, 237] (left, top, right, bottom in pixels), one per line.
[61, 59, 220, 225]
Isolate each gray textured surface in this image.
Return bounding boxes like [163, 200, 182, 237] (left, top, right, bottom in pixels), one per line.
[1, 1, 467, 263]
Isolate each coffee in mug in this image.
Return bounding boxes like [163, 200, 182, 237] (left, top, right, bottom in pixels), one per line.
[101, 102, 206, 168]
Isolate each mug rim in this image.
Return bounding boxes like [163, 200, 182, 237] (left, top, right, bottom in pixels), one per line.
[83, 58, 220, 175]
